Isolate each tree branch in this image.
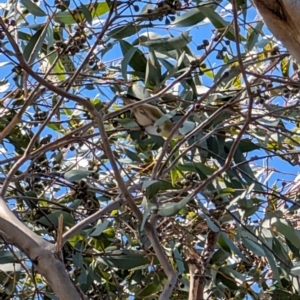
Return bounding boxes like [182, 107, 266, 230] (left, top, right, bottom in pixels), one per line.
[62, 197, 122, 244]
[145, 215, 178, 300]
[0, 196, 80, 300]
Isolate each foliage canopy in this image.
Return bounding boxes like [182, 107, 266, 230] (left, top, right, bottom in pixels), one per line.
[0, 0, 300, 299]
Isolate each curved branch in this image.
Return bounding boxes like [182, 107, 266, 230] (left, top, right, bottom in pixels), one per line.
[0, 196, 80, 300]
[62, 198, 123, 245]
[145, 216, 178, 300]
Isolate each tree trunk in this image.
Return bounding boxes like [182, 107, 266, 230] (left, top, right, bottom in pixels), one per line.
[252, 0, 300, 63]
[0, 197, 80, 300]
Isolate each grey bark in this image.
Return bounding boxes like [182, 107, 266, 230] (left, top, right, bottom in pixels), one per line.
[0, 196, 80, 300]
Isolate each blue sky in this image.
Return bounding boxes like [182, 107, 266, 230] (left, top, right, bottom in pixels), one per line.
[0, 0, 298, 202]
[0, 0, 299, 298]
[0, 0, 298, 220]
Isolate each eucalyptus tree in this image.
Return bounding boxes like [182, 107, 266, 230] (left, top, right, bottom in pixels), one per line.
[0, 0, 300, 299]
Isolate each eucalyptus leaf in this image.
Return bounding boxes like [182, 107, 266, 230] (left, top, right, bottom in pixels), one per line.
[38, 211, 75, 227]
[21, 0, 47, 16]
[271, 217, 300, 248]
[291, 263, 300, 276]
[54, 2, 109, 24]
[23, 28, 47, 64]
[220, 232, 249, 263]
[107, 24, 146, 39]
[142, 32, 192, 51]
[171, 2, 218, 27]
[97, 250, 154, 269]
[64, 169, 91, 181]
[91, 220, 110, 237]
[120, 40, 147, 75]
[158, 195, 191, 217]
[80, 1, 93, 24]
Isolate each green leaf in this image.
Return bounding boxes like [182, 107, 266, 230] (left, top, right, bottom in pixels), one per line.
[90, 2, 110, 17]
[281, 56, 290, 77]
[0, 251, 24, 264]
[120, 40, 147, 75]
[136, 272, 165, 297]
[291, 262, 300, 276]
[202, 214, 219, 232]
[178, 162, 214, 176]
[107, 24, 146, 39]
[54, 2, 109, 24]
[272, 237, 291, 265]
[21, 0, 46, 16]
[170, 241, 184, 274]
[124, 149, 143, 162]
[220, 232, 249, 263]
[80, 1, 93, 25]
[272, 290, 294, 300]
[0, 263, 21, 273]
[43, 53, 66, 82]
[72, 252, 83, 269]
[271, 217, 300, 249]
[246, 21, 263, 52]
[179, 120, 195, 135]
[170, 168, 180, 186]
[38, 211, 75, 227]
[172, 3, 218, 27]
[216, 270, 238, 290]
[91, 220, 110, 237]
[200, 7, 236, 41]
[211, 248, 230, 263]
[158, 195, 191, 216]
[97, 250, 154, 269]
[263, 247, 280, 281]
[64, 169, 92, 181]
[233, 146, 264, 192]
[128, 84, 151, 100]
[226, 138, 260, 153]
[23, 28, 47, 64]
[132, 32, 164, 45]
[142, 32, 192, 51]
[61, 54, 76, 73]
[121, 46, 138, 81]
[241, 237, 265, 257]
[145, 49, 161, 89]
[143, 180, 161, 199]
[218, 266, 245, 285]
[154, 110, 176, 126]
[142, 180, 158, 190]
[77, 269, 87, 285]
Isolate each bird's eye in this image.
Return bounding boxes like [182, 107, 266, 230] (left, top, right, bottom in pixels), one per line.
[156, 127, 162, 133]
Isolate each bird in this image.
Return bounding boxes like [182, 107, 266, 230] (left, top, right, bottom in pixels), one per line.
[120, 94, 183, 140]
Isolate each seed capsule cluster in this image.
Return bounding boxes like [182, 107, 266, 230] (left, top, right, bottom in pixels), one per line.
[146, 0, 188, 23]
[0, 19, 16, 50]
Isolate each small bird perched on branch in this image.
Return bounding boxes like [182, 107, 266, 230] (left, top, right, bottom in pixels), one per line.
[120, 93, 183, 140]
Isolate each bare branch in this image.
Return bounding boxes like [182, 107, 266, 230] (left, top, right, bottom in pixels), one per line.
[0, 196, 80, 300]
[62, 197, 123, 244]
[145, 215, 178, 300]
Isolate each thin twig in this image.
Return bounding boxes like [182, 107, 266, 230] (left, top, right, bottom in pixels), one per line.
[0, 97, 64, 197]
[62, 184, 143, 244]
[62, 200, 122, 245]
